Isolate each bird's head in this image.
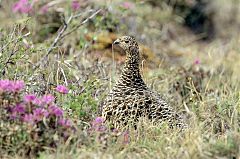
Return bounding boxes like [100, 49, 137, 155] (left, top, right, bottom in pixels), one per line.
[112, 36, 139, 54]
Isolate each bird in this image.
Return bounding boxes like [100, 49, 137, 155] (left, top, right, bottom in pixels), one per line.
[101, 36, 186, 129]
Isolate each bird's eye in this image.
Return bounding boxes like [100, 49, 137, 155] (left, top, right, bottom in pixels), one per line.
[125, 40, 129, 43]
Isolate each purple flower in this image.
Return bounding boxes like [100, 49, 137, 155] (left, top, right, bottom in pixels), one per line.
[12, 0, 32, 14]
[24, 94, 36, 103]
[12, 103, 25, 113]
[0, 79, 12, 92]
[48, 105, 64, 117]
[121, 2, 135, 9]
[94, 117, 104, 124]
[12, 80, 25, 92]
[41, 94, 55, 105]
[91, 117, 107, 132]
[97, 125, 107, 132]
[194, 58, 200, 65]
[23, 114, 35, 124]
[71, 0, 80, 11]
[10, 112, 18, 120]
[0, 80, 24, 92]
[33, 108, 49, 121]
[32, 98, 42, 106]
[56, 85, 69, 94]
[58, 118, 72, 127]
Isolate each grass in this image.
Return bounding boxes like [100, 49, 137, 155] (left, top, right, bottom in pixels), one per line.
[1, 0, 240, 158]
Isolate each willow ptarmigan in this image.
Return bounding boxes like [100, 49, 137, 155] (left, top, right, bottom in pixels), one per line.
[101, 36, 187, 129]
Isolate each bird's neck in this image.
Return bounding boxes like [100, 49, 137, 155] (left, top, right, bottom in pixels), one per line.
[118, 49, 147, 88]
[123, 50, 141, 75]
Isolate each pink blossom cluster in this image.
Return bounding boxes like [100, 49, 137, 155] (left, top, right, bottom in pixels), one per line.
[56, 85, 69, 94]
[12, 0, 80, 14]
[10, 94, 71, 128]
[0, 80, 72, 129]
[90, 117, 107, 132]
[89, 117, 131, 144]
[0, 79, 24, 93]
[12, 0, 33, 14]
[72, 0, 80, 11]
[194, 58, 201, 65]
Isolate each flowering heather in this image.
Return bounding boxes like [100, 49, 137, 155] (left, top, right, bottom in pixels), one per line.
[91, 117, 107, 132]
[12, 103, 25, 114]
[0, 79, 25, 93]
[12, 0, 32, 14]
[12, 80, 25, 92]
[9, 104, 25, 120]
[56, 85, 69, 94]
[94, 117, 104, 124]
[71, 0, 80, 11]
[48, 105, 64, 117]
[32, 98, 42, 106]
[41, 94, 55, 105]
[24, 94, 36, 103]
[23, 114, 35, 124]
[58, 118, 72, 128]
[194, 58, 200, 65]
[33, 108, 49, 121]
[0, 79, 75, 155]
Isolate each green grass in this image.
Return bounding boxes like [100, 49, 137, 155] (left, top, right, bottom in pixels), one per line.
[1, 0, 240, 158]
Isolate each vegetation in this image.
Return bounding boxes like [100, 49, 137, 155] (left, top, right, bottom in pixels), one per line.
[0, 0, 240, 158]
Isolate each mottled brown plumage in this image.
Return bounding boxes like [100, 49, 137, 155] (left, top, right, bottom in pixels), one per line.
[101, 36, 186, 128]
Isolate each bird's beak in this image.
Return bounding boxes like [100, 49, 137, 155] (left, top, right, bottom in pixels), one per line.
[113, 39, 120, 45]
[112, 39, 124, 54]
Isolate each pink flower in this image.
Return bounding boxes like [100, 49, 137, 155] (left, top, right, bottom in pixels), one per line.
[32, 98, 42, 106]
[194, 58, 200, 65]
[23, 114, 35, 124]
[33, 108, 49, 121]
[10, 112, 18, 120]
[10, 104, 25, 119]
[94, 117, 104, 124]
[91, 117, 107, 132]
[121, 2, 135, 9]
[24, 94, 36, 103]
[12, 103, 25, 113]
[41, 94, 55, 105]
[12, 0, 32, 14]
[12, 80, 25, 92]
[56, 85, 69, 94]
[0, 79, 12, 91]
[58, 118, 72, 127]
[71, 0, 80, 11]
[48, 105, 64, 117]
[40, 4, 49, 14]
[0, 80, 24, 92]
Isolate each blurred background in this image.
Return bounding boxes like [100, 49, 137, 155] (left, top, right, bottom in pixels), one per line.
[1, 0, 240, 65]
[1, 0, 240, 158]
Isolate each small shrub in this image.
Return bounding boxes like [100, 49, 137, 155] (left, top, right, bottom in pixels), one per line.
[0, 79, 75, 156]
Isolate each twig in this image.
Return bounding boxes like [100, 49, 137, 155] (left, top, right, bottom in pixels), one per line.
[33, 9, 102, 70]
[61, 9, 102, 39]
[0, 31, 30, 53]
[1, 31, 30, 75]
